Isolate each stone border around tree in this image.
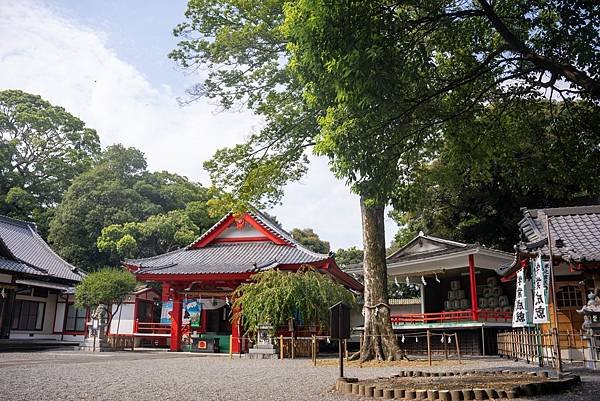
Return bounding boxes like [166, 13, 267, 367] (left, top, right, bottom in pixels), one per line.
[335, 370, 581, 400]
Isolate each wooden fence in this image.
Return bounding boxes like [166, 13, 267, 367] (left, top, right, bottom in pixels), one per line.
[497, 328, 600, 368]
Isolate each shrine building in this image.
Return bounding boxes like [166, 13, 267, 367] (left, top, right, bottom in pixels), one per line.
[0, 215, 86, 348]
[344, 233, 515, 355]
[124, 210, 363, 352]
[497, 205, 600, 358]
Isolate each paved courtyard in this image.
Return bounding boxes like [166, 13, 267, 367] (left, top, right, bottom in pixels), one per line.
[1, 351, 600, 401]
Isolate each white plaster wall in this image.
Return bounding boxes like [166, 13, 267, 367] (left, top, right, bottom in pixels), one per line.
[110, 303, 134, 334]
[219, 225, 262, 239]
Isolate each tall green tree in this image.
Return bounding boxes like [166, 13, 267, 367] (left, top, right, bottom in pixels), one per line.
[0, 90, 100, 236]
[171, 0, 599, 360]
[290, 228, 330, 253]
[49, 145, 215, 269]
[392, 99, 600, 251]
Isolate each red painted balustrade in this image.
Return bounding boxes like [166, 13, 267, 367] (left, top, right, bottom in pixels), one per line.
[390, 310, 512, 324]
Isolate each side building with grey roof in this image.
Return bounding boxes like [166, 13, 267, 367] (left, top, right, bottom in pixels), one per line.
[0, 215, 87, 344]
[497, 205, 600, 336]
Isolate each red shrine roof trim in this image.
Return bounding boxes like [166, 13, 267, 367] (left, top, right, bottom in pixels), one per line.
[188, 210, 295, 249]
[125, 210, 363, 291]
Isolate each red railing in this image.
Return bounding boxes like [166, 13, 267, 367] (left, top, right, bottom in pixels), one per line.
[134, 321, 172, 336]
[391, 310, 512, 324]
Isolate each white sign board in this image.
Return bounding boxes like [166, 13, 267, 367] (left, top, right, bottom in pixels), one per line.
[532, 255, 550, 324]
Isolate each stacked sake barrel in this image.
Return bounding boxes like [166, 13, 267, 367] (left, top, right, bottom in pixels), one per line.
[478, 277, 511, 319]
[444, 280, 470, 311]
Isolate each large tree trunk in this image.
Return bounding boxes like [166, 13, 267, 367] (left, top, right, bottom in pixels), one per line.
[356, 197, 403, 361]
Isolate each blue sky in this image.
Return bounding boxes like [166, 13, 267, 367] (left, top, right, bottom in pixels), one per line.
[50, 0, 189, 88]
[0, 0, 399, 249]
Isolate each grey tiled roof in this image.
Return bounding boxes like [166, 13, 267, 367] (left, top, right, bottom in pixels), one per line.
[387, 244, 478, 264]
[0, 256, 43, 275]
[0, 215, 84, 282]
[517, 205, 600, 263]
[127, 241, 328, 275]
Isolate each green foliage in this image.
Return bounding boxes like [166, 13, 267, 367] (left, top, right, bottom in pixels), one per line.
[49, 145, 216, 269]
[391, 99, 600, 251]
[232, 268, 355, 334]
[334, 246, 364, 267]
[388, 282, 420, 299]
[290, 228, 330, 253]
[75, 268, 137, 309]
[0, 90, 100, 236]
[97, 210, 203, 260]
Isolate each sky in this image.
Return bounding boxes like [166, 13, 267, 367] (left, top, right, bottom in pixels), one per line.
[0, 0, 399, 249]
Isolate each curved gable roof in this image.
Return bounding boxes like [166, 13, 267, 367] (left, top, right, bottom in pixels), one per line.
[0, 215, 84, 282]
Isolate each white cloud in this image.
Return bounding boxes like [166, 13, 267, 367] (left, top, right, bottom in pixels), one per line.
[0, 0, 398, 249]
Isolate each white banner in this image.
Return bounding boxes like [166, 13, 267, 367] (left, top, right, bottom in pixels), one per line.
[512, 269, 531, 327]
[532, 255, 550, 324]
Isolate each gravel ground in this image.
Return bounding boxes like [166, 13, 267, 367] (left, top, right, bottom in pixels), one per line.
[1, 351, 599, 401]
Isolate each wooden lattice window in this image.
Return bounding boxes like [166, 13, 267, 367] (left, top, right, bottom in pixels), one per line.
[556, 285, 583, 308]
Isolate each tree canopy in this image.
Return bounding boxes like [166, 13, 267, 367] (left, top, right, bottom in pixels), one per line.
[232, 268, 355, 334]
[97, 204, 212, 260]
[171, 0, 599, 361]
[392, 99, 600, 251]
[75, 268, 137, 309]
[334, 246, 364, 267]
[0, 90, 100, 236]
[290, 227, 330, 253]
[49, 144, 216, 269]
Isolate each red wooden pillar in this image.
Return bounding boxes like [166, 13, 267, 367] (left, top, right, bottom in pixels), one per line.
[231, 306, 243, 354]
[161, 282, 170, 302]
[200, 307, 207, 333]
[170, 290, 183, 352]
[468, 254, 478, 321]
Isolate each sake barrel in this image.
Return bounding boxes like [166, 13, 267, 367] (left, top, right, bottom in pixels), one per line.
[478, 298, 487, 308]
[447, 290, 456, 300]
[486, 277, 497, 287]
[456, 289, 465, 300]
[450, 280, 461, 291]
[459, 298, 470, 309]
[444, 300, 453, 310]
[492, 287, 503, 297]
[483, 287, 492, 298]
[487, 297, 498, 308]
[452, 299, 461, 310]
[498, 295, 509, 307]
